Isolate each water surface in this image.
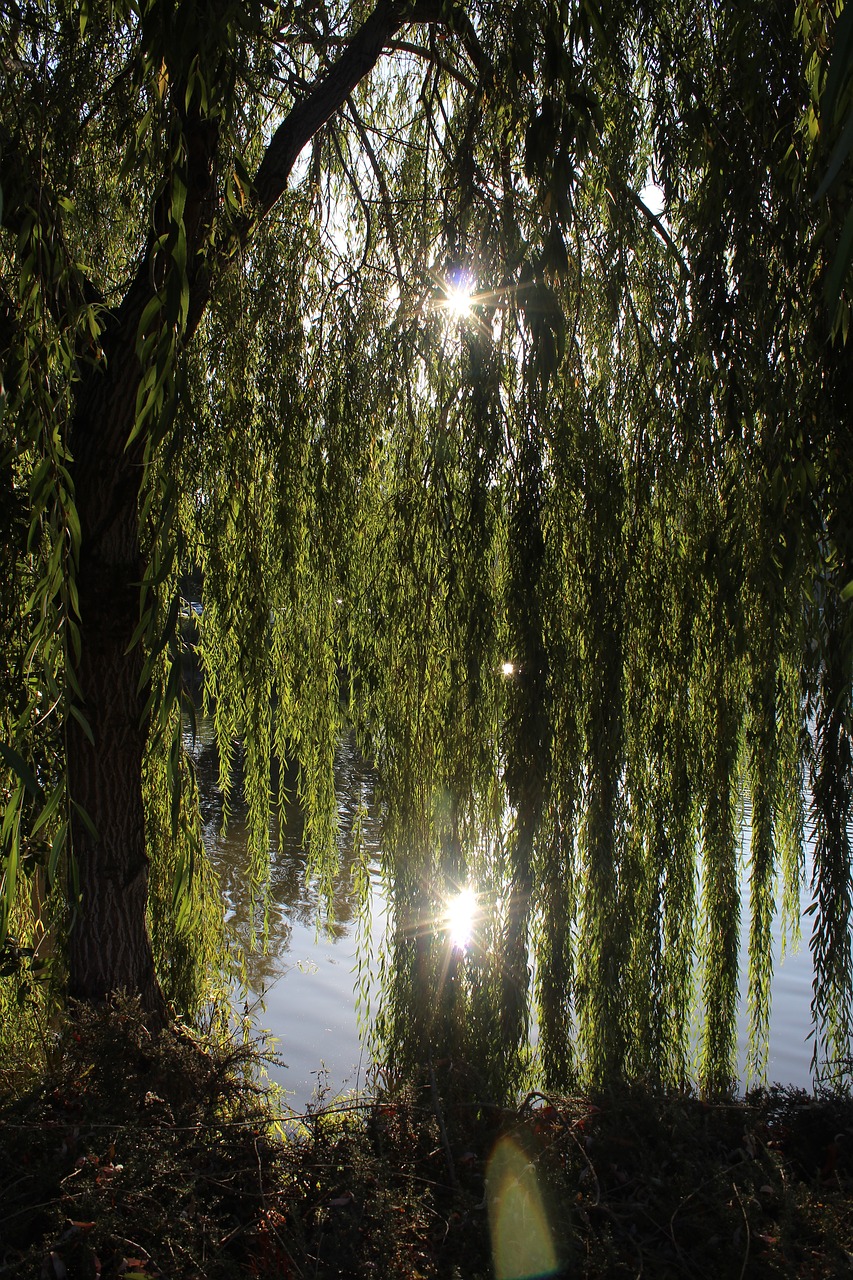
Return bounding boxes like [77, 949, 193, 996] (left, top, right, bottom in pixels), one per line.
[186, 722, 817, 1108]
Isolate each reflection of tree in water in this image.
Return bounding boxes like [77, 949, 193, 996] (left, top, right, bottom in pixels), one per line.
[184, 722, 381, 992]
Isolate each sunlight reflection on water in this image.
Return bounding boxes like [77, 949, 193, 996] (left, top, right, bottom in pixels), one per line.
[185, 719, 816, 1107]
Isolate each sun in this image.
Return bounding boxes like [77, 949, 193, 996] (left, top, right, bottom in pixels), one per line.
[422, 266, 506, 339]
[446, 886, 478, 950]
[425, 267, 478, 325]
[444, 279, 475, 321]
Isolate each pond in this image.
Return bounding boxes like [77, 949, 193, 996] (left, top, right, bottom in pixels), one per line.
[185, 721, 817, 1111]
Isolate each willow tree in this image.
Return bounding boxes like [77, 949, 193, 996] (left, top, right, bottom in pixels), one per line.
[1, 0, 852, 1094]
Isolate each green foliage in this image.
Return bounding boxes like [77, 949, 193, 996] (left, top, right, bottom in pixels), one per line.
[1, 0, 852, 1100]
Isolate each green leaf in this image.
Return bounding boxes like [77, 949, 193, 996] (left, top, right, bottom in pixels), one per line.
[170, 170, 188, 227]
[66, 662, 84, 702]
[137, 294, 164, 343]
[32, 782, 66, 839]
[126, 606, 155, 655]
[0, 744, 42, 799]
[2, 783, 25, 842]
[69, 703, 95, 746]
[179, 272, 190, 328]
[65, 501, 82, 561]
[814, 108, 853, 201]
[135, 108, 153, 150]
[233, 152, 255, 195]
[0, 817, 20, 950]
[71, 800, 99, 841]
[825, 206, 853, 313]
[155, 654, 182, 736]
[823, 3, 853, 124]
[171, 220, 187, 276]
[47, 820, 68, 886]
[29, 456, 53, 508]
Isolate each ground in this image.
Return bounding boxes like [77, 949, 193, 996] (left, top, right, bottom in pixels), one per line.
[1, 1002, 851, 1278]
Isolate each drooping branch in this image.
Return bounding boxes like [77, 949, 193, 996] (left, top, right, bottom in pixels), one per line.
[179, 0, 486, 340]
[251, 0, 487, 220]
[613, 180, 691, 283]
[346, 96, 404, 285]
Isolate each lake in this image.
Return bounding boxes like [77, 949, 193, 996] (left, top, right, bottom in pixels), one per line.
[185, 721, 818, 1110]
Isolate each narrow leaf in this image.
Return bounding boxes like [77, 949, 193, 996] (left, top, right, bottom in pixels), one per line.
[47, 820, 68, 886]
[0, 744, 42, 799]
[69, 703, 95, 746]
[32, 782, 65, 839]
[71, 800, 99, 841]
[823, 4, 853, 124]
[814, 109, 853, 201]
[0, 817, 20, 950]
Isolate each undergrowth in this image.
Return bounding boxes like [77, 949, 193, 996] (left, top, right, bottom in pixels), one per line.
[0, 1000, 851, 1277]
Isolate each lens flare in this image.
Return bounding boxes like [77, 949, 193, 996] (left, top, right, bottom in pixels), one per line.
[446, 886, 478, 950]
[487, 1133, 562, 1279]
[444, 279, 475, 320]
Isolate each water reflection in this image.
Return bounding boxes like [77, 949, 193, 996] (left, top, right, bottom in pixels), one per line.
[183, 717, 386, 1101]
[182, 713, 816, 1104]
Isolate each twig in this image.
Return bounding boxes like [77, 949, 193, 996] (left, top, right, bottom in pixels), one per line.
[117, 1237, 153, 1264]
[428, 1054, 459, 1192]
[254, 1135, 267, 1213]
[565, 1119, 601, 1208]
[732, 1182, 751, 1280]
[669, 1158, 741, 1239]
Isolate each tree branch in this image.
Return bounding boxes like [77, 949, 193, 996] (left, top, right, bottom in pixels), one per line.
[615, 181, 691, 282]
[388, 39, 478, 93]
[346, 97, 404, 285]
[251, 0, 486, 220]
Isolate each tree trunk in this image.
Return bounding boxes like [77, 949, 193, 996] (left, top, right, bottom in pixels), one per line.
[54, 0, 455, 1016]
[66, 339, 165, 1020]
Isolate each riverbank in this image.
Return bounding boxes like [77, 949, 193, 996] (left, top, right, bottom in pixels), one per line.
[1, 1002, 850, 1278]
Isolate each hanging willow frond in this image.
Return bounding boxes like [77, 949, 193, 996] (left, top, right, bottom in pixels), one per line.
[1, 0, 852, 1094]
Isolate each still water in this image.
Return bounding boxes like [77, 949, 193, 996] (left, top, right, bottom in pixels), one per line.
[185, 722, 816, 1110]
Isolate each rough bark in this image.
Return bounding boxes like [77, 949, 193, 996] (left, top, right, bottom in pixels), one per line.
[66, 327, 166, 1019]
[63, 67, 221, 1019]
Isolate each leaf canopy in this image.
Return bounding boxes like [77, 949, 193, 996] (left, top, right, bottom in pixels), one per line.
[1, 0, 852, 1094]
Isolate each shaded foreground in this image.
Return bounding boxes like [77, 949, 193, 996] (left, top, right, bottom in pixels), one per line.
[1, 1004, 851, 1278]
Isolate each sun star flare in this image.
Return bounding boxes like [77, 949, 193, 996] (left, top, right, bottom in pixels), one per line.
[446, 886, 478, 950]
